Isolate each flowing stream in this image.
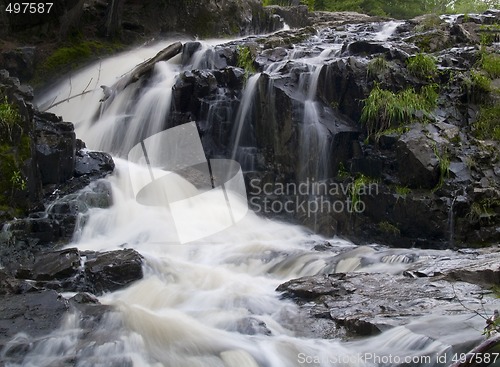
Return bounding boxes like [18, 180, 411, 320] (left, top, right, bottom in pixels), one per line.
[26, 28, 494, 367]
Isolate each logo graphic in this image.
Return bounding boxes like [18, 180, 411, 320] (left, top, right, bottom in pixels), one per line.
[128, 122, 248, 243]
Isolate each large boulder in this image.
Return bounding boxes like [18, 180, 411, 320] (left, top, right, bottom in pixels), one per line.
[34, 112, 76, 185]
[83, 249, 143, 295]
[396, 128, 440, 189]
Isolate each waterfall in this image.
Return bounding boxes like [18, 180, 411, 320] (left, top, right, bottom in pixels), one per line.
[299, 65, 331, 181]
[21, 32, 492, 367]
[373, 21, 403, 41]
[231, 73, 261, 164]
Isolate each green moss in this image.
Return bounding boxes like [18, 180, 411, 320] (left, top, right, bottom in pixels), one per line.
[378, 221, 401, 236]
[36, 40, 124, 81]
[395, 185, 411, 199]
[367, 56, 389, 79]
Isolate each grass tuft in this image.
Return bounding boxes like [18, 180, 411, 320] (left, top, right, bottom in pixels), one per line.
[407, 53, 438, 80]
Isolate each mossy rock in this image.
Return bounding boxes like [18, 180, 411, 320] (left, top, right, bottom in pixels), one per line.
[35, 40, 125, 83]
[0, 97, 31, 221]
[408, 30, 453, 53]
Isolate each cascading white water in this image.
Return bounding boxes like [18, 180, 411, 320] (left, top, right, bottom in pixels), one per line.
[299, 65, 331, 181]
[21, 33, 495, 367]
[231, 73, 261, 163]
[373, 21, 403, 42]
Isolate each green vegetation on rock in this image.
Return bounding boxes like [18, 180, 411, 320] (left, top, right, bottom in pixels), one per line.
[36, 40, 124, 82]
[407, 53, 438, 80]
[473, 104, 500, 141]
[378, 221, 401, 236]
[367, 56, 389, 79]
[479, 51, 500, 79]
[361, 84, 438, 137]
[0, 96, 30, 219]
[432, 145, 450, 192]
[236, 46, 257, 79]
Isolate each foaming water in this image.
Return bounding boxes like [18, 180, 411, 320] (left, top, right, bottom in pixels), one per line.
[373, 21, 403, 41]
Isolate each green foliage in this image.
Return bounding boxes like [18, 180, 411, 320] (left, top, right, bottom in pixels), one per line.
[378, 221, 401, 235]
[473, 104, 500, 141]
[37, 40, 124, 80]
[449, 0, 496, 15]
[479, 24, 500, 46]
[0, 96, 22, 143]
[432, 145, 450, 191]
[479, 51, 500, 79]
[350, 174, 376, 209]
[361, 84, 438, 137]
[367, 56, 389, 79]
[337, 162, 350, 179]
[236, 46, 256, 79]
[10, 170, 26, 193]
[470, 71, 492, 96]
[395, 185, 411, 199]
[407, 53, 438, 80]
[0, 96, 30, 217]
[467, 199, 498, 225]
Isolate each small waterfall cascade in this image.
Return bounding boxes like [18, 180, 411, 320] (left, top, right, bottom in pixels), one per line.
[372, 21, 404, 41]
[231, 73, 261, 166]
[299, 64, 331, 181]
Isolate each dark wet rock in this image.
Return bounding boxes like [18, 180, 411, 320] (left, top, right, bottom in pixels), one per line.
[74, 149, 115, 178]
[396, 128, 440, 189]
[0, 47, 36, 82]
[158, 0, 282, 37]
[277, 247, 500, 338]
[0, 270, 34, 295]
[310, 11, 376, 27]
[83, 249, 143, 295]
[69, 292, 100, 305]
[3, 247, 143, 296]
[0, 290, 68, 352]
[277, 271, 496, 338]
[35, 113, 76, 185]
[16, 248, 80, 281]
[342, 40, 391, 56]
[181, 41, 203, 66]
[265, 5, 311, 28]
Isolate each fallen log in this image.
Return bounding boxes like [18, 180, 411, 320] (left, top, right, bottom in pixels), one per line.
[101, 41, 183, 103]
